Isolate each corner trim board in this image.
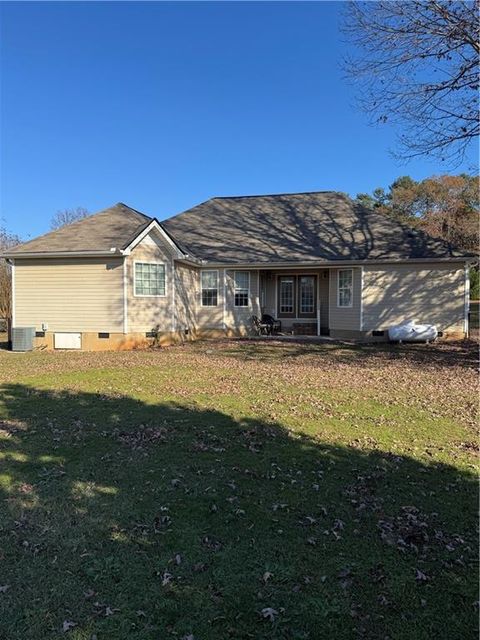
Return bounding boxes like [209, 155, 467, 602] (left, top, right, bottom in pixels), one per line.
[464, 263, 470, 334]
[172, 263, 176, 332]
[359, 266, 364, 331]
[123, 258, 128, 334]
[11, 260, 15, 327]
[222, 269, 226, 329]
[316, 273, 320, 336]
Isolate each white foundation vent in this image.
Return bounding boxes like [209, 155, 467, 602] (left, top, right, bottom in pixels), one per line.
[54, 332, 82, 349]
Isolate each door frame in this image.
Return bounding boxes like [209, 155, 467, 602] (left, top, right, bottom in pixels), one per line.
[276, 274, 318, 319]
[297, 274, 317, 319]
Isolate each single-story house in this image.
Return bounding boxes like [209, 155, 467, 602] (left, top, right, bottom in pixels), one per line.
[3, 191, 474, 350]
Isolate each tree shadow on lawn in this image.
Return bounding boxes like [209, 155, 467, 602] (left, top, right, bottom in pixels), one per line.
[0, 384, 477, 640]
[210, 338, 479, 370]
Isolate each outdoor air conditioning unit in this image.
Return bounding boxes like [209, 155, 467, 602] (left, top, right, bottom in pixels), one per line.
[11, 327, 35, 352]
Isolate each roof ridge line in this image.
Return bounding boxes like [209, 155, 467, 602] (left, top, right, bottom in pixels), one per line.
[115, 202, 152, 221]
[212, 190, 345, 200]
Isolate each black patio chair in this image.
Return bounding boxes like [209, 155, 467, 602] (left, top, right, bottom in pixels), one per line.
[261, 314, 281, 335]
[250, 315, 271, 336]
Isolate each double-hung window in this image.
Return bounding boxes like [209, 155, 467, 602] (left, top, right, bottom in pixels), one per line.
[234, 271, 249, 307]
[337, 269, 353, 307]
[201, 270, 218, 306]
[134, 262, 166, 296]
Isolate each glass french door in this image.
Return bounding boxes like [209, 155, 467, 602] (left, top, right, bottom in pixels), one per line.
[278, 276, 295, 317]
[277, 275, 317, 318]
[298, 276, 316, 318]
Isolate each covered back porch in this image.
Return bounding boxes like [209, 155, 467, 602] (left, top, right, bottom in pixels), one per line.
[258, 268, 333, 337]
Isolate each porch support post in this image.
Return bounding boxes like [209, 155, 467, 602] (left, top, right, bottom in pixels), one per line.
[222, 268, 226, 330]
[317, 272, 321, 336]
[123, 257, 128, 334]
[171, 262, 176, 333]
[359, 266, 364, 331]
[256, 269, 261, 316]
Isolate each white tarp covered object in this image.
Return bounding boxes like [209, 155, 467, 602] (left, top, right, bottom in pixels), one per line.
[388, 320, 438, 343]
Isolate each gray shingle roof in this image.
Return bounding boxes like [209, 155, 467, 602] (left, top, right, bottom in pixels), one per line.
[7, 192, 469, 262]
[7, 203, 151, 255]
[162, 191, 468, 263]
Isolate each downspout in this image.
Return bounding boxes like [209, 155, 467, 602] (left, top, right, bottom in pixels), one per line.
[222, 268, 226, 330]
[171, 263, 176, 333]
[464, 263, 470, 337]
[122, 257, 128, 334]
[359, 266, 364, 332]
[10, 259, 15, 328]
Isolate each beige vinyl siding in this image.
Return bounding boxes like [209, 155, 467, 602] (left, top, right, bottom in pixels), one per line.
[127, 233, 174, 333]
[362, 263, 465, 331]
[225, 269, 261, 330]
[175, 263, 198, 330]
[329, 267, 362, 330]
[14, 257, 124, 332]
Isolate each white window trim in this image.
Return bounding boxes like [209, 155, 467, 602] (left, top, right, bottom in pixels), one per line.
[337, 268, 353, 308]
[201, 269, 219, 307]
[123, 219, 185, 258]
[233, 270, 250, 307]
[133, 261, 167, 298]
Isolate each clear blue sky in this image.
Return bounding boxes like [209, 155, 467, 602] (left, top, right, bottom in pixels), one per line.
[1, 1, 476, 241]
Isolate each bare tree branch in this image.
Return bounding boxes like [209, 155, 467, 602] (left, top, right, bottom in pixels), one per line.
[50, 207, 90, 230]
[342, 1, 479, 164]
[0, 226, 21, 320]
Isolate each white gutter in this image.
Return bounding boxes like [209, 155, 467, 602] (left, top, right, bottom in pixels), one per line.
[192, 257, 474, 269]
[2, 253, 473, 267]
[1, 250, 124, 259]
[174, 256, 203, 267]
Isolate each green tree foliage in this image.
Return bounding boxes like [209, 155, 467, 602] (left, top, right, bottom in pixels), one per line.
[355, 174, 479, 297]
[469, 267, 479, 300]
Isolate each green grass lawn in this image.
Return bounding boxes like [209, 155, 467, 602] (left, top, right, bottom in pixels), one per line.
[0, 339, 478, 639]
